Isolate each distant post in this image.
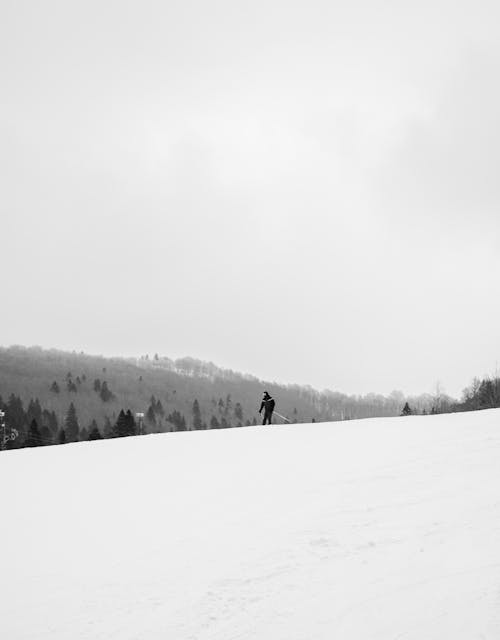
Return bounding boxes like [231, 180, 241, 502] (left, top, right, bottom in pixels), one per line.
[136, 412, 145, 435]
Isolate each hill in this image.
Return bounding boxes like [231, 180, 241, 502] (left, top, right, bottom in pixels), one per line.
[0, 345, 436, 442]
[1, 409, 499, 638]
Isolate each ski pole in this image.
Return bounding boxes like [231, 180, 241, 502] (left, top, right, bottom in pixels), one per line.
[273, 411, 291, 424]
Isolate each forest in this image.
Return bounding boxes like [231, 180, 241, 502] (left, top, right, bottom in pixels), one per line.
[1, 345, 492, 451]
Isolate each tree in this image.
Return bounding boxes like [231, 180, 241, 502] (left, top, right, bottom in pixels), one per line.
[88, 425, 103, 440]
[234, 402, 243, 422]
[103, 416, 114, 438]
[167, 411, 186, 431]
[24, 419, 42, 447]
[210, 415, 220, 429]
[64, 403, 80, 442]
[146, 404, 156, 427]
[192, 399, 202, 430]
[401, 402, 412, 416]
[40, 425, 53, 446]
[124, 410, 137, 437]
[57, 429, 66, 444]
[113, 410, 127, 437]
[6, 394, 27, 447]
[26, 399, 42, 426]
[93, 378, 102, 393]
[67, 379, 77, 392]
[156, 400, 165, 417]
[99, 381, 114, 402]
[50, 381, 60, 394]
[42, 409, 58, 434]
[113, 409, 137, 437]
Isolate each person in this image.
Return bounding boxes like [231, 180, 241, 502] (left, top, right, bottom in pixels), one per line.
[259, 391, 275, 425]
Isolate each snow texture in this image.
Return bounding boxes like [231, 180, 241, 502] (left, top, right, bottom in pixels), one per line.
[2, 409, 500, 639]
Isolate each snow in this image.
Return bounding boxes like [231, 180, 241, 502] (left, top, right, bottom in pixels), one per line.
[2, 409, 500, 639]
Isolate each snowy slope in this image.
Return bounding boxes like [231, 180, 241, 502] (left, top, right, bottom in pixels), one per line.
[1, 410, 500, 639]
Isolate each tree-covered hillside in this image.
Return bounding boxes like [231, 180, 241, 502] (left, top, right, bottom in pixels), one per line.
[0, 345, 440, 448]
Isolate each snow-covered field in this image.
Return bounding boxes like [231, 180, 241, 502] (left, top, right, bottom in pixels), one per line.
[2, 409, 500, 639]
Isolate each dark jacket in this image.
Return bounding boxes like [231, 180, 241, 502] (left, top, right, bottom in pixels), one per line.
[259, 396, 275, 414]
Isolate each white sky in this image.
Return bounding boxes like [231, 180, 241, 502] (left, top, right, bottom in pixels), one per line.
[1, 0, 499, 397]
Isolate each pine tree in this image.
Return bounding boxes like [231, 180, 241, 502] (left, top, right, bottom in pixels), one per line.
[93, 378, 102, 393]
[210, 415, 220, 429]
[192, 399, 202, 430]
[111, 410, 137, 437]
[234, 402, 243, 421]
[50, 411, 59, 433]
[40, 425, 53, 446]
[125, 410, 137, 436]
[50, 381, 60, 394]
[103, 416, 114, 438]
[113, 410, 128, 437]
[99, 381, 114, 402]
[25, 419, 42, 447]
[156, 400, 165, 417]
[64, 403, 80, 442]
[26, 399, 43, 426]
[401, 402, 412, 416]
[167, 411, 186, 431]
[146, 404, 156, 427]
[88, 425, 103, 440]
[57, 429, 66, 444]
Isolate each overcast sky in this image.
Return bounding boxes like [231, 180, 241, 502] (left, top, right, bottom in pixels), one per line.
[1, 0, 499, 397]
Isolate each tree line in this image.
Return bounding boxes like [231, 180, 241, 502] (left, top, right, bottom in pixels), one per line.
[0, 392, 257, 451]
[3, 367, 500, 452]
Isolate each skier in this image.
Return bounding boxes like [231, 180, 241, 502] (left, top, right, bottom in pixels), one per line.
[259, 391, 275, 425]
